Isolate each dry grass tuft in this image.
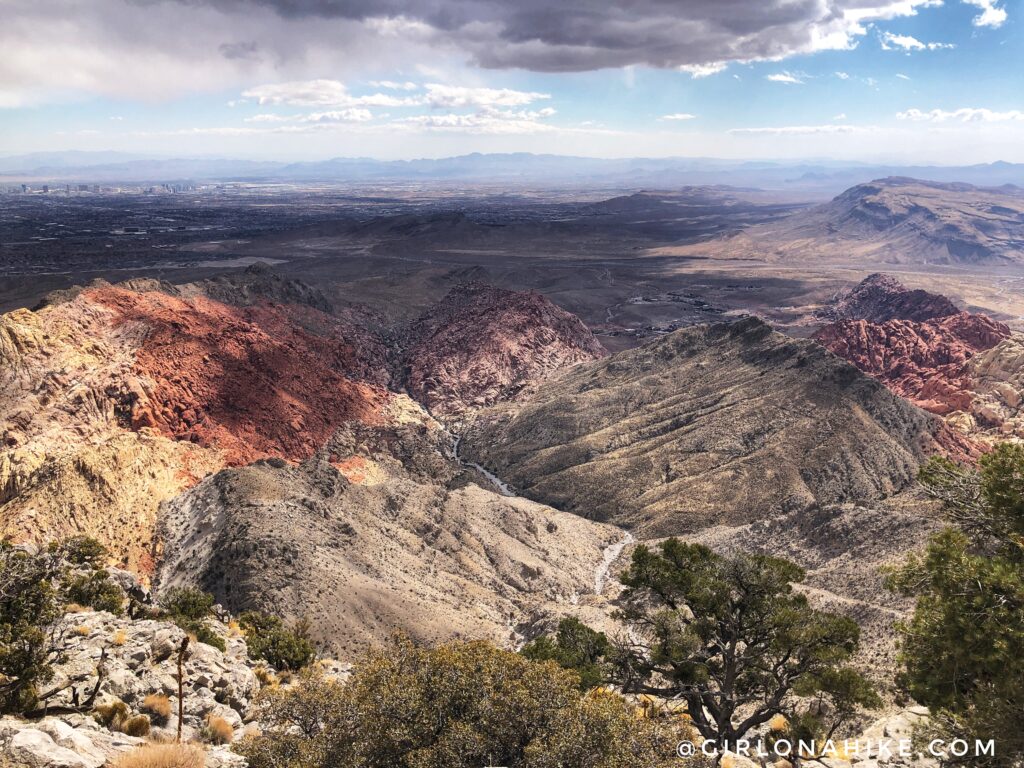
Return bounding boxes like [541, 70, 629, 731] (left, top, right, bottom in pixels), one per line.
[94, 700, 130, 729]
[253, 666, 277, 688]
[141, 693, 172, 724]
[121, 714, 151, 737]
[203, 714, 234, 745]
[110, 743, 205, 768]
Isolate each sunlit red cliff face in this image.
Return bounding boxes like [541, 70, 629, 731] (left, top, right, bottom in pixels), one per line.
[91, 286, 398, 467]
[814, 274, 1016, 441]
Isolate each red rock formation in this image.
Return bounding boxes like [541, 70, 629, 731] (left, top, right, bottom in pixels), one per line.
[400, 283, 607, 418]
[821, 273, 960, 324]
[815, 312, 1010, 416]
[90, 286, 395, 465]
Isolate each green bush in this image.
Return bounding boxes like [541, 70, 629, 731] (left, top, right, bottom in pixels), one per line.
[159, 587, 215, 622]
[0, 543, 63, 713]
[63, 571, 126, 616]
[888, 444, 1024, 766]
[51, 536, 109, 568]
[521, 617, 610, 690]
[236, 636, 698, 768]
[159, 587, 224, 651]
[1, 536, 130, 713]
[238, 612, 315, 671]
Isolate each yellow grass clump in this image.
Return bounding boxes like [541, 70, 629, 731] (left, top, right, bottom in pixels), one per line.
[140, 693, 172, 724]
[110, 743, 205, 768]
[203, 714, 234, 745]
[121, 714, 151, 737]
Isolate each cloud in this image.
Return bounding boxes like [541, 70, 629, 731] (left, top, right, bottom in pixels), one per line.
[368, 80, 419, 90]
[766, 72, 804, 85]
[730, 124, 870, 135]
[679, 62, 727, 79]
[240, 80, 549, 111]
[879, 32, 955, 50]
[0, 0, 980, 114]
[0, 0, 406, 105]
[833, 113, 848, 121]
[421, 84, 550, 108]
[245, 108, 373, 123]
[243, 79, 349, 106]
[219, 41, 261, 61]
[395, 106, 557, 134]
[660, 113, 697, 121]
[302, 109, 374, 123]
[895, 73, 911, 80]
[0, 0, 950, 109]
[897, 107, 1024, 122]
[962, 0, 1007, 28]
[208, 0, 948, 72]
[241, 79, 418, 107]
[835, 71, 851, 80]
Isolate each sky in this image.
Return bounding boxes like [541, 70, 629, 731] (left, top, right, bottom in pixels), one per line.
[0, 0, 1020, 163]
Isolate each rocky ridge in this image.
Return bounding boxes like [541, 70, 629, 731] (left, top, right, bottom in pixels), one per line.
[814, 312, 1010, 415]
[462, 316, 966, 537]
[155, 422, 623, 657]
[1, 270, 603, 573]
[690, 177, 1024, 266]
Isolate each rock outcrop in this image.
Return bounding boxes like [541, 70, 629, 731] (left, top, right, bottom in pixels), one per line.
[950, 334, 1024, 439]
[91, 285, 399, 466]
[814, 312, 1011, 415]
[1, 269, 611, 576]
[0, 291, 223, 572]
[398, 283, 607, 420]
[819, 272, 960, 323]
[45, 611, 258, 740]
[813, 274, 1014, 433]
[462, 317, 964, 536]
[156, 423, 623, 657]
[0, 606, 259, 768]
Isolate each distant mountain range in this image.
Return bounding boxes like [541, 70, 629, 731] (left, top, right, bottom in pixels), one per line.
[2, 151, 1023, 196]
[684, 176, 1024, 265]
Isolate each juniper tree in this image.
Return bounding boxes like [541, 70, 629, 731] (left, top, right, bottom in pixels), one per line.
[615, 539, 878, 749]
[887, 444, 1024, 767]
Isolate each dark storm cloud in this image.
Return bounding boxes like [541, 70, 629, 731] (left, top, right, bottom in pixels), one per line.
[183, 0, 937, 71]
[219, 40, 261, 60]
